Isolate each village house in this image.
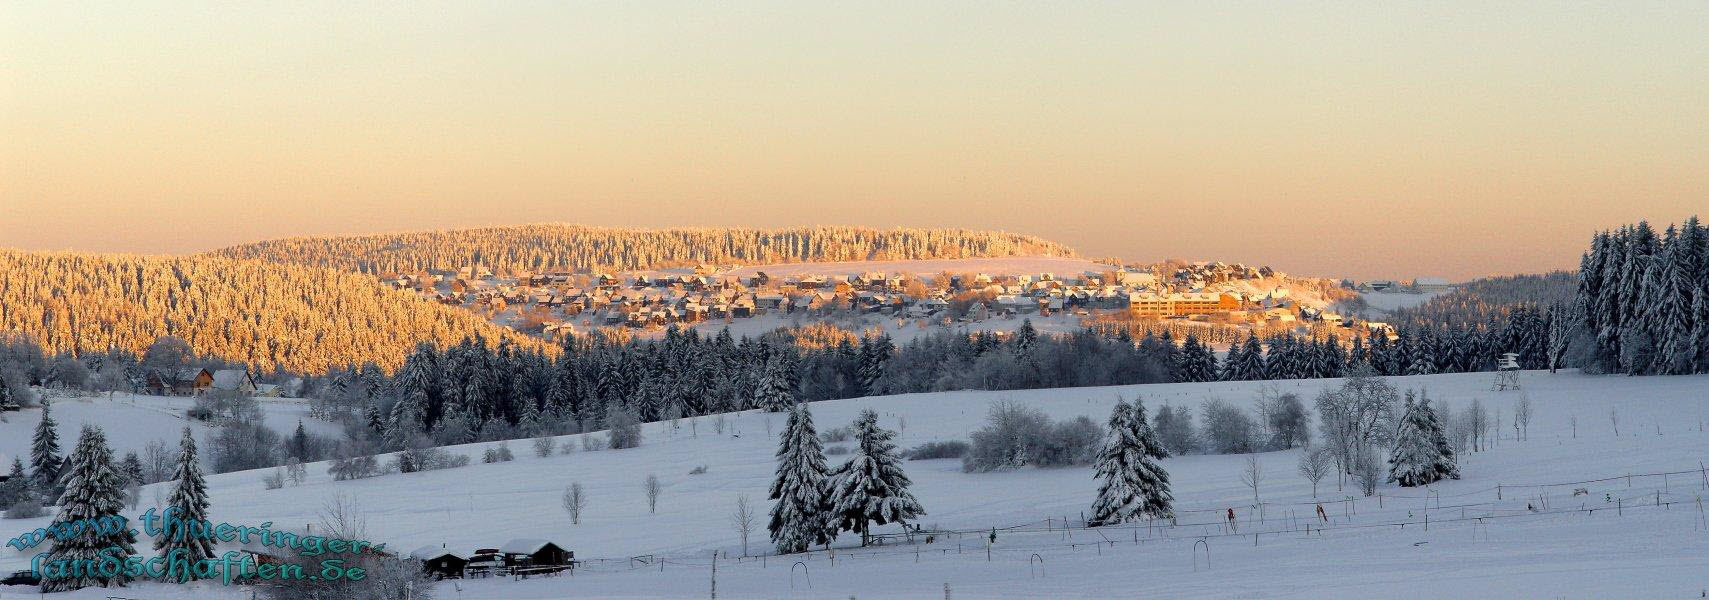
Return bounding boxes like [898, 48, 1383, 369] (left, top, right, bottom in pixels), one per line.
[145, 368, 213, 396]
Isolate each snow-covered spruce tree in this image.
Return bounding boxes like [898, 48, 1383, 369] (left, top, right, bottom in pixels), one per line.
[156, 427, 216, 582]
[753, 355, 796, 412]
[768, 403, 832, 554]
[1175, 334, 1218, 383]
[41, 425, 137, 592]
[828, 409, 924, 546]
[1386, 396, 1436, 487]
[30, 398, 63, 497]
[857, 334, 893, 397]
[1221, 333, 1267, 381]
[1088, 400, 1173, 526]
[1419, 395, 1459, 481]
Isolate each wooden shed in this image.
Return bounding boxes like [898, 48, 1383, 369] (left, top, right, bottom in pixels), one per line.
[410, 545, 471, 580]
[499, 538, 573, 572]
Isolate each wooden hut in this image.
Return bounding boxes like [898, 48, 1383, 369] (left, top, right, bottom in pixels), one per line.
[409, 545, 471, 580]
[498, 538, 573, 574]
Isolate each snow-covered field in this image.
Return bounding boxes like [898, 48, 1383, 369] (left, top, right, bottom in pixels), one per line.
[1358, 290, 1448, 314]
[5, 370, 1709, 598]
[0, 393, 341, 466]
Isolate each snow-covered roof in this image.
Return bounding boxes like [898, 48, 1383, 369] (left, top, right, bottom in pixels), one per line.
[410, 545, 472, 561]
[210, 369, 251, 390]
[499, 538, 561, 555]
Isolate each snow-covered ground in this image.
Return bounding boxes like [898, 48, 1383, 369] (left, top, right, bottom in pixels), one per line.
[5, 370, 1709, 598]
[0, 392, 341, 465]
[1357, 290, 1448, 314]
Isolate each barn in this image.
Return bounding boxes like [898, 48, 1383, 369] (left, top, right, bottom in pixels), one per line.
[499, 538, 573, 573]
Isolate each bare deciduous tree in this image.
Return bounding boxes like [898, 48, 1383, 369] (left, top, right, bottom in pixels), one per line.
[730, 494, 756, 557]
[318, 493, 368, 540]
[1513, 395, 1533, 441]
[1240, 454, 1263, 507]
[1353, 444, 1382, 497]
[1298, 447, 1332, 498]
[563, 482, 586, 525]
[644, 474, 661, 514]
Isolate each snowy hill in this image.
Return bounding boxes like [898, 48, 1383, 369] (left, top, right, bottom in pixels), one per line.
[5, 371, 1709, 598]
[0, 393, 341, 465]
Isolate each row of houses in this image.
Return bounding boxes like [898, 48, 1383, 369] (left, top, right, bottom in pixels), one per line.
[387, 262, 1333, 332]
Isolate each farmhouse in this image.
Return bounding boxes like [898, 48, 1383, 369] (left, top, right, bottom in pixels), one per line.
[145, 368, 213, 396]
[209, 369, 257, 394]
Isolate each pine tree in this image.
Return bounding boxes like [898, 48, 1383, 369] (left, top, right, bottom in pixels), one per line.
[857, 334, 892, 396]
[1419, 396, 1459, 481]
[119, 452, 144, 485]
[1386, 396, 1436, 487]
[1013, 319, 1039, 354]
[289, 420, 311, 461]
[41, 425, 137, 592]
[753, 355, 795, 412]
[768, 403, 833, 554]
[828, 409, 924, 546]
[0, 458, 28, 507]
[30, 398, 63, 497]
[1219, 338, 1247, 381]
[1175, 334, 1218, 382]
[156, 427, 216, 582]
[1088, 399, 1173, 526]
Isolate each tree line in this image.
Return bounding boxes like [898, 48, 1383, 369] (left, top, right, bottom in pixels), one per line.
[0, 251, 545, 375]
[210, 224, 1077, 275]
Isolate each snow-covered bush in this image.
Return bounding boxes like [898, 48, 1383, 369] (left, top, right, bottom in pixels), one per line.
[607, 405, 643, 449]
[963, 402, 1100, 471]
[532, 436, 556, 457]
[963, 401, 1052, 472]
[1035, 415, 1102, 467]
[819, 426, 853, 443]
[1264, 393, 1311, 450]
[1153, 403, 1197, 456]
[3, 497, 46, 519]
[482, 443, 515, 463]
[905, 440, 970, 460]
[1200, 399, 1258, 454]
[262, 468, 285, 490]
[582, 434, 604, 451]
[206, 420, 282, 473]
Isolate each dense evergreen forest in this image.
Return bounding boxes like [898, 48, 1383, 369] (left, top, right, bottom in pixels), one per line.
[210, 224, 1077, 274]
[1391, 271, 1578, 329]
[0, 251, 544, 374]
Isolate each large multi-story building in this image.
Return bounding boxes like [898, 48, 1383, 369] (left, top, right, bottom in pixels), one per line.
[1126, 292, 1242, 317]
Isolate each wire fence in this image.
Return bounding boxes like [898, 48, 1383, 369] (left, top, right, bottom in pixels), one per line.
[555, 460, 1709, 578]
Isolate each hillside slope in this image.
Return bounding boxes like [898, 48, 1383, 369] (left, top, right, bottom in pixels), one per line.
[208, 224, 1078, 274]
[0, 250, 546, 373]
[5, 370, 1707, 598]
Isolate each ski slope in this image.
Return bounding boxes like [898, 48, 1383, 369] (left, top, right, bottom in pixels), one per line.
[4, 370, 1709, 598]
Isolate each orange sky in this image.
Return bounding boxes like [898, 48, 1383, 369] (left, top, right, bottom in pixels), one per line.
[3, 3, 1705, 281]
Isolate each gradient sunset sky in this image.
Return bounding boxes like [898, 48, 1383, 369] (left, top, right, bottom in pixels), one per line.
[3, 2, 1705, 280]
